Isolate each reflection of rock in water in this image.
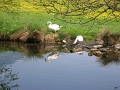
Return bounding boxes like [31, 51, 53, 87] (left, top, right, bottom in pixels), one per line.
[0, 42, 62, 64]
[45, 52, 60, 62]
[0, 41, 120, 66]
[0, 65, 19, 90]
[0, 42, 58, 58]
[113, 86, 120, 90]
[96, 51, 120, 66]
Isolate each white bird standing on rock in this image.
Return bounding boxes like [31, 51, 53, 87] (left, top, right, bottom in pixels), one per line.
[46, 21, 62, 32]
[73, 35, 83, 44]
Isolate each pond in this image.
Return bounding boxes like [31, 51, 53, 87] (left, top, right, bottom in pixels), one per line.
[0, 42, 120, 90]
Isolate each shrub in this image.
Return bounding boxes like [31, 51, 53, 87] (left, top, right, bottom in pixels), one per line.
[97, 29, 120, 46]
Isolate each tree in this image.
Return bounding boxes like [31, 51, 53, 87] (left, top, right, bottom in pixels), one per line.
[0, 0, 20, 12]
[40, 0, 120, 25]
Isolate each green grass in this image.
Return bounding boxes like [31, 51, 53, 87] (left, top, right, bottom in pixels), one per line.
[0, 0, 120, 41]
[0, 10, 120, 41]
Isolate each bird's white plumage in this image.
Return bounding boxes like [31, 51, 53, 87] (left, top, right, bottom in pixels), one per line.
[73, 35, 83, 44]
[46, 21, 62, 32]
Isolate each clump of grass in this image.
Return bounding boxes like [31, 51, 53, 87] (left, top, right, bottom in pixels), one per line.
[57, 32, 71, 41]
[97, 28, 120, 46]
[9, 29, 45, 43]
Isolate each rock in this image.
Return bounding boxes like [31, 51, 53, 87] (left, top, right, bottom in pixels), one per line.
[73, 48, 83, 52]
[19, 31, 30, 42]
[92, 45, 103, 49]
[88, 51, 93, 56]
[44, 34, 57, 44]
[92, 51, 103, 57]
[62, 40, 67, 44]
[57, 42, 62, 45]
[83, 47, 90, 52]
[99, 48, 110, 52]
[114, 44, 120, 50]
[91, 48, 98, 51]
[62, 48, 70, 53]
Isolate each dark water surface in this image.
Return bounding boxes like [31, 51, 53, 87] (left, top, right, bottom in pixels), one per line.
[0, 42, 120, 90]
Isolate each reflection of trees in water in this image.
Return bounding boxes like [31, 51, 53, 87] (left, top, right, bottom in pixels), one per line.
[0, 42, 60, 58]
[1, 42, 120, 66]
[21, 55, 44, 63]
[97, 51, 120, 66]
[0, 42, 63, 63]
[0, 64, 19, 90]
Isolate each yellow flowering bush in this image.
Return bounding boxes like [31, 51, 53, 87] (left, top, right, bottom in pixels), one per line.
[18, 2, 45, 13]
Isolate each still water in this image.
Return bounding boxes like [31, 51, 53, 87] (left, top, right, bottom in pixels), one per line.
[0, 42, 120, 90]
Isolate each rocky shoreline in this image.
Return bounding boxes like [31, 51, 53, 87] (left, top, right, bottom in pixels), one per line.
[0, 29, 120, 59]
[0, 40, 120, 62]
[61, 40, 120, 59]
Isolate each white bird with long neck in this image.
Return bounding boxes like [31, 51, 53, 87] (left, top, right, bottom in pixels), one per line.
[73, 35, 83, 44]
[46, 21, 62, 32]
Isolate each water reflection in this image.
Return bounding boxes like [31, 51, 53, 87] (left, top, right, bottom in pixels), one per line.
[0, 42, 60, 58]
[0, 42, 120, 66]
[45, 52, 60, 62]
[113, 86, 120, 90]
[96, 51, 120, 66]
[75, 51, 83, 55]
[0, 42, 120, 90]
[0, 65, 19, 90]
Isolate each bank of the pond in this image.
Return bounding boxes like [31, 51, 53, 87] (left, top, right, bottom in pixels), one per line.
[0, 29, 72, 44]
[0, 29, 120, 46]
[0, 41, 120, 63]
[0, 10, 120, 42]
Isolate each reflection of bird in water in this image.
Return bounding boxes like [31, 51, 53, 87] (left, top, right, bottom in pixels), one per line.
[73, 35, 83, 44]
[76, 51, 83, 55]
[46, 21, 62, 32]
[45, 52, 60, 62]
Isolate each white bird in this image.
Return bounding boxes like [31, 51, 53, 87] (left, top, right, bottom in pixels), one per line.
[46, 21, 62, 32]
[45, 52, 60, 62]
[73, 35, 83, 44]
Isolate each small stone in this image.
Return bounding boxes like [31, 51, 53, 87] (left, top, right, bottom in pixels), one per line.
[62, 40, 67, 44]
[92, 51, 103, 57]
[88, 51, 93, 56]
[91, 48, 98, 51]
[99, 48, 110, 52]
[92, 45, 103, 48]
[114, 44, 120, 50]
[73, 48, 83, 52]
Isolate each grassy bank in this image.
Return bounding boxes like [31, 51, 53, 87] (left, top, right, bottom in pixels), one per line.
[0, 1, 120, 41]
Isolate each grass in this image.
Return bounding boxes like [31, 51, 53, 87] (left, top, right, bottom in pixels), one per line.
[0, 0, 120, 41]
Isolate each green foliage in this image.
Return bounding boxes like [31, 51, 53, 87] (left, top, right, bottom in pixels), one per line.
[0, 0, 20, 13]
[0, 0, 120, 41]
